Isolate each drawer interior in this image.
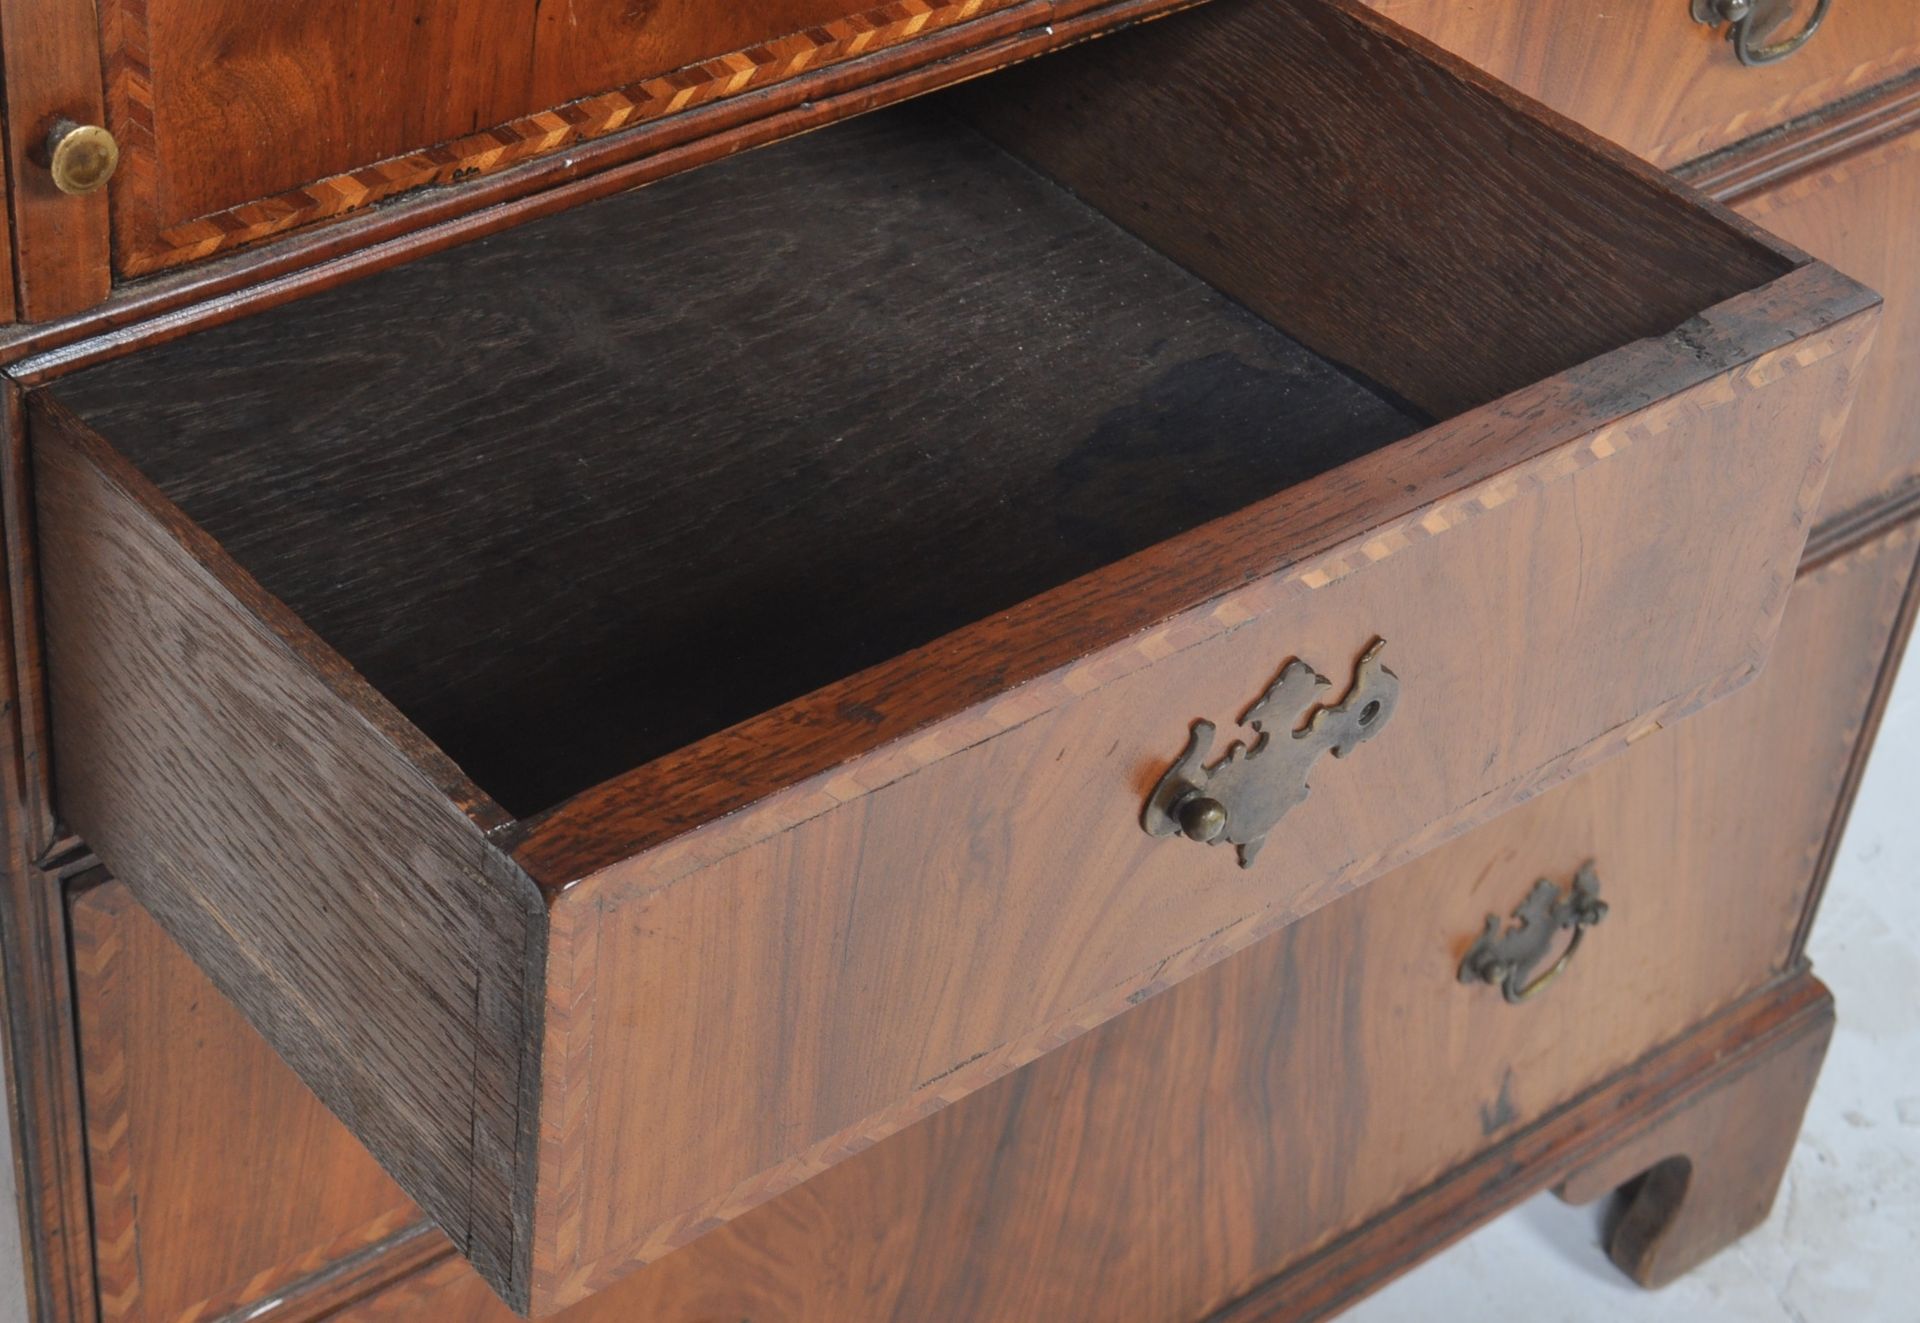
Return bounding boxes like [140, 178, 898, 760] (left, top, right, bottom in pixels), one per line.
[58, 107, 1428, 816]
[50, 0, 1792, 825]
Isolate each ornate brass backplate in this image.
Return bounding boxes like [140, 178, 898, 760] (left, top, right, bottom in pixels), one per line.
[1458, 864, 1609, 1004]
[1141, 639, 1399, 868]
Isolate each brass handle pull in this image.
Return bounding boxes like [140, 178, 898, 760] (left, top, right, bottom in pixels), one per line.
[1142, 639, 1398, 869]
[1458, 863, 1608, 1005]
[1691, 0, 1831, 67]
[45, 118, 120, 196]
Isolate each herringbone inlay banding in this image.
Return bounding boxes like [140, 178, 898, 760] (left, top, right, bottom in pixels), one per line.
[100, 0, 1013, 277]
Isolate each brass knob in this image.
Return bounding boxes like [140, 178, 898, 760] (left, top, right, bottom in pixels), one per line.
[1177, 796, 1228, 843]
[46, 119, 120, 196]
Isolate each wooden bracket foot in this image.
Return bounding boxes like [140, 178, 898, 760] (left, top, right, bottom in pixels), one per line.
[1555, 979, 1834, 1288]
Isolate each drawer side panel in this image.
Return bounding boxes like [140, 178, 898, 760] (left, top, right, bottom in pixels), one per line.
[30, 399, 545, 1310]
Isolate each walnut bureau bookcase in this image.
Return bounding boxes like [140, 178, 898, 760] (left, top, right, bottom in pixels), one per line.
[0, 1, 1912, 1320]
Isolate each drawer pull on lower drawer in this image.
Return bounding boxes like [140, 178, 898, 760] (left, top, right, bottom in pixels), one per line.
[1459, 863, 1609, 1004]
[1691, 0, 1832, 67]
[1142, 639, 1398, 868]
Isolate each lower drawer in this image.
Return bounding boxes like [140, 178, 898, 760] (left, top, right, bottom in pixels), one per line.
[67, 523, 1918, 1323]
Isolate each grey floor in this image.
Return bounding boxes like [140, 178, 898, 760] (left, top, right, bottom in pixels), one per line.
[1345, 645, 1920, 1321]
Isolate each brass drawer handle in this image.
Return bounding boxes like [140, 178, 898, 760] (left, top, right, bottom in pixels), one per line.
[1458, 863, 1608, 1004]
[1142, 639, 1398, 868]
[1691, 0, 1831, 67]
[45, 118, 120, 196]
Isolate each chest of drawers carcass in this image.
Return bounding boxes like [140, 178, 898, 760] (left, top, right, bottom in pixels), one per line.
[0, 1, 1911, 1320]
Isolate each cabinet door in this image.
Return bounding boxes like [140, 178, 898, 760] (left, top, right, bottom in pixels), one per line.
[0, 0, 1015, 320]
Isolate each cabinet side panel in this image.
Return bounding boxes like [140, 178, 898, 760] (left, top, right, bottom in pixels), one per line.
[0, 127, 17, 323]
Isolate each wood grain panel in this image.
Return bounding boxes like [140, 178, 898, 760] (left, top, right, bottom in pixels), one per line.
[54, 109, 1426, 818]
[1732, 124, 1920, 524]
[311, 967, 1830, 1323]
[30, 400, 545, 1307]
[325, 525, 1915, 1323]
[1360, 0, 1920, 169]
[69, 880, 422, 1323]
[529, 0, 886, 109]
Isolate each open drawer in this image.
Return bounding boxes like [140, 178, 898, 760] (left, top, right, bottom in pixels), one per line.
[25, 0, 1876, 1313]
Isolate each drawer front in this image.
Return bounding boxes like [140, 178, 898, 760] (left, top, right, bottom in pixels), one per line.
[29, 1, 1876, 1309]
[1732, 122, 1920, 523]
[1363, 0, 1920, 169]
[526, 340, 1848, 1302]
[70, 524, 1918, 1323]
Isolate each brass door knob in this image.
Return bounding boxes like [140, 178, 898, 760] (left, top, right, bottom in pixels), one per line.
[46, 119, 120, 196]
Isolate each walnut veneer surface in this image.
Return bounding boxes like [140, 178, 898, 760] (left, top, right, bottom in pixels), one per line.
[0, 0, 1916, 1321]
